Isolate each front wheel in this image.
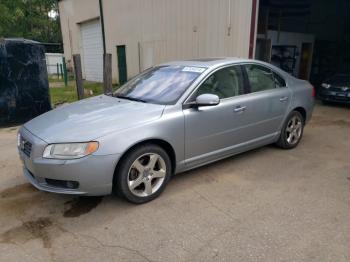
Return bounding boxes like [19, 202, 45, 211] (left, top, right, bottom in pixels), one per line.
[276, 111, 304, 149]
[113, 144, 171, 204]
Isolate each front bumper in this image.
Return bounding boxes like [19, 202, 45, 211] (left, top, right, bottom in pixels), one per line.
[319, 89, 350, 104]
[19, 127, 121, 196]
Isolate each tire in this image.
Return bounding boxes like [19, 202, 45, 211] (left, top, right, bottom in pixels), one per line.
[113, 144, 172, 204]
[276, 111, 304, 149]
[322, 100, 332, 106]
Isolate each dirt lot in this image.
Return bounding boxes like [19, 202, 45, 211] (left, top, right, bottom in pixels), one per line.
[0, 102, 349, 262]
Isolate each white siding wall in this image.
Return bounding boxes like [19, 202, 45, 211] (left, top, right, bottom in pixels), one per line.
[59, 0, 255, 83]
[45, 53, 64, 75]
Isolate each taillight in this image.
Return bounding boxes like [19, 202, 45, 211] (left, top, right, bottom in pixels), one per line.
[312, 85, 316, 97]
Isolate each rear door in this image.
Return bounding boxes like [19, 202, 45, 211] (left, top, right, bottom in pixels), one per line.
[236, 64, 292, 144]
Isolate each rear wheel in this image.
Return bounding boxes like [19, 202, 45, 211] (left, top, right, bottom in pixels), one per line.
[113, 144, 171, 204]
[276, 111, 304, 149]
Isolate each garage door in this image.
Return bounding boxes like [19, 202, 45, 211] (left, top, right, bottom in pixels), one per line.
[80, 19, 103, 82]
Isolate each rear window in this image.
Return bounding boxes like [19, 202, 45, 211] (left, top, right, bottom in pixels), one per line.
[244, 64, 275, 92]
[274, 72, 286, 88]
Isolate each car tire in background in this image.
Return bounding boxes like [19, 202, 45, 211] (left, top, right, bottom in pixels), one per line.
[321, 100, 332, 105]
[113, 144, 172, 204]
[276, 111, 304, 149]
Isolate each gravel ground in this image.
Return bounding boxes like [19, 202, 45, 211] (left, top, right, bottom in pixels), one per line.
[0, 102, 349, 262]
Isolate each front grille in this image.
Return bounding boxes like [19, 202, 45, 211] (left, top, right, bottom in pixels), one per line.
[21, 138, 32, 157]
[329, 86, 350, 92]
[45, 178, 79, 189]
[329, 95, 349, 101]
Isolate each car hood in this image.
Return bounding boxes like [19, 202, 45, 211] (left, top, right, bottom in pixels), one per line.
[24, 95, 165, 143]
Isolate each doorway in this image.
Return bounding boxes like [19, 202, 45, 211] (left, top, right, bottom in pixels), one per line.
[80, 19, 103, 81]
[255, 38, 271, 62]
[299, 43, 312, 80]
[117, 45, 127, 85]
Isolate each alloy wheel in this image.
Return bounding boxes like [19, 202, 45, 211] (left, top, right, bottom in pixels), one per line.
[285, 115, 302, 145]
[127, 153, 166, 197]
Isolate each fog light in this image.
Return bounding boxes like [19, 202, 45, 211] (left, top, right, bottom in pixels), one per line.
[45, 178, 79, 189]
[66, 181, 79, 189]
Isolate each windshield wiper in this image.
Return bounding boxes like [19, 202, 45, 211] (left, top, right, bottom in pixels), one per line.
[115, 95, 147, 103]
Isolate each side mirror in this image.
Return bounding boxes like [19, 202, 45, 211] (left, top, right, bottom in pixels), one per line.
[195, 94, 220, 107]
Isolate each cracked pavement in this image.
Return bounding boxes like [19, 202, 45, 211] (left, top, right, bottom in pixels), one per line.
[0, 102, 350, 262]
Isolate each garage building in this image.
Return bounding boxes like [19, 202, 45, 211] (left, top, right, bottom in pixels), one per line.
[58, 0, 350, 87]
[58, 0, 259, 83]
[255, 0, 350, 89]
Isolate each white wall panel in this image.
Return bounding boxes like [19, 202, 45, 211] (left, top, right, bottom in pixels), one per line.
[80, 19, 103, 82]
[59, 0, 254, 83]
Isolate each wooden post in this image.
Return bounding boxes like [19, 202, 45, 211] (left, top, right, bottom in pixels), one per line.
[59, 63, 64, 79]
[62, 57, 68, 87]
[56, 63, 60, 79]
[73, 54, 84, 100]
[103, 53, 113, 94]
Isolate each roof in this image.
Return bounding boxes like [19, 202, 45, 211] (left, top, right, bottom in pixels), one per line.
[159, 57, 293, 80]
[161, 57, 255, 69]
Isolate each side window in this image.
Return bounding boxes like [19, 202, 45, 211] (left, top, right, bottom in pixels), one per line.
[244, 64, 275, 93]
[273, 72, 286, 88]
[194, 66, 244, 99]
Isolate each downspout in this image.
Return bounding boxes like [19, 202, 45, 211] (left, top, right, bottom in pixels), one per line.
[138, 42, 141, 73]
[227, 0, 231, 36]
[277, 9, 282, 43]
[248, 0, 258, 58]
[99, 0, 106, 54]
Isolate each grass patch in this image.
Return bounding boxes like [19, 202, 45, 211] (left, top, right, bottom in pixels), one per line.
[48, 75, 64, 82]
[49, 81, 119, 107]
[50, 85, 78, 105]
[48, 74, 75, 82]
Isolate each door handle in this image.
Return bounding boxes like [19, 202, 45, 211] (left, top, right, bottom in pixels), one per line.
[279, 96, 289, 102]
[234, 106, 246, 113]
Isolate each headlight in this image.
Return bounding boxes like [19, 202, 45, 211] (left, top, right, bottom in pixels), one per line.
[321, 83, 330, 89]
[43, 142, 99, 159]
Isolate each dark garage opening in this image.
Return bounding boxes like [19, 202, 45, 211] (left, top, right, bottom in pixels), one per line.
[255, 0, 350, 95]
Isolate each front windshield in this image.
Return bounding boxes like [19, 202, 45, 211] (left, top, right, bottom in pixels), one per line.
[113, 65, 206, 104]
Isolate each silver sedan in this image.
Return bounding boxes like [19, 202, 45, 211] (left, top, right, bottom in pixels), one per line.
[18, 58, 315, 203]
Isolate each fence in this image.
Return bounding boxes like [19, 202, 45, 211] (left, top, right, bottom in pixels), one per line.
[45, 53, 64, 75]
[46, 53, 69, 86]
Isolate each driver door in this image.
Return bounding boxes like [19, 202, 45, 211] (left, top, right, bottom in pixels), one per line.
[183, 65, 245, 168]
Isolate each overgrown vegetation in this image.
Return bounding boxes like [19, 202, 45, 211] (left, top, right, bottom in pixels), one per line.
[49, 81, 119, 107]
[0, 0, 61, 43]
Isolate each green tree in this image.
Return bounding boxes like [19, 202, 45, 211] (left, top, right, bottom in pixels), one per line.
[0, 0, 61, 43]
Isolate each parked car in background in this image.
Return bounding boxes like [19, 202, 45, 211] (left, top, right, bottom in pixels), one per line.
[319, 74, 350, 104]
[18, 58, 315, 204]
